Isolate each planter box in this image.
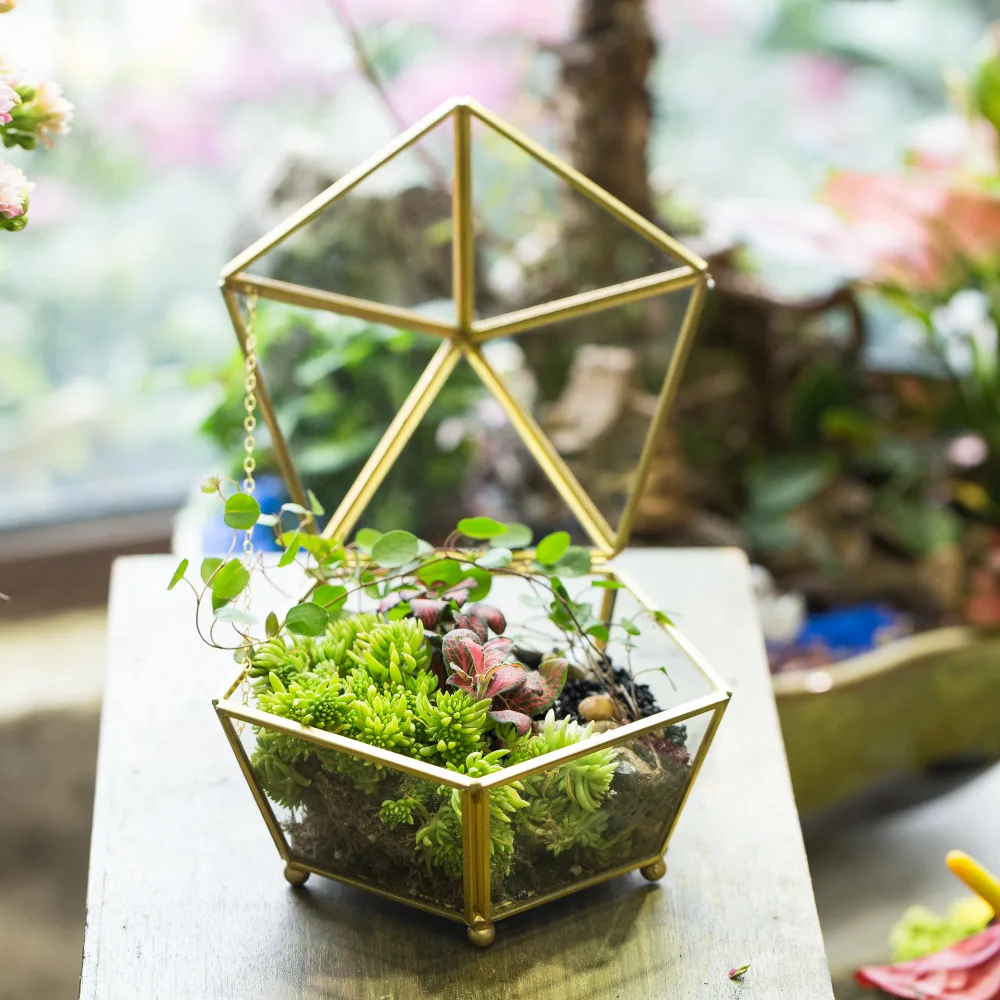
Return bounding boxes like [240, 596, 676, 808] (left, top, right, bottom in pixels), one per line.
[214, 566, 729, 945]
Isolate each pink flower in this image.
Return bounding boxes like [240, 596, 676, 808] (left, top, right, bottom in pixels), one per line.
[32, 80, 73, 146]
[0, 159, 32, 218]
[0, 78, 17, 125]
[856, 923, 1000, 999]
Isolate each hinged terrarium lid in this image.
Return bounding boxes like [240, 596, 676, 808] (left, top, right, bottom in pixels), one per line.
[219, 96, 712, 559]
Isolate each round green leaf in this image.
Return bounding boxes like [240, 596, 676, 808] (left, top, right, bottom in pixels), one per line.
[536, 531, 570, 565]
[371, 529, 419, 568]
[354, 528, 382, 553]
[200, 557, 223, 584]
[167, 558, 189, 591]
[494, 522, 532, 549]
[224, 492, 261, 530]
[285, 602, 330, 637]
[464, 566, 493, 602]
[214, 606, 256, 626]
[476, 546, 512, 570]
[211, 560, 251, 601]
[313, 584, 347, 609]
[457, 516, 506, 539]
[417, 557, 464, 588]
[556, 545, 592, 577]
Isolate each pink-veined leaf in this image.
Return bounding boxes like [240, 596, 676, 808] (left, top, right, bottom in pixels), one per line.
[482, 636, 514, 669]
[410, 597, 449, 628]
[442, 629, 484, 676]
[485, 665, 526, 700]
[453, 613, 488, 644]
[464, 602, 506, 635]
[488, 708, 533, 736]
[508, 656, 567, 715]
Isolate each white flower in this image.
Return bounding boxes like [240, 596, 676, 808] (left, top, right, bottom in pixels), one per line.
[931, 289, 998, 376]
[33, 80, 73, 145]
[0, 159, 32, 218]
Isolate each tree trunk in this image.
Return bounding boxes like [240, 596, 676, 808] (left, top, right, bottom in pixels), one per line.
[557, 0, 657, 288]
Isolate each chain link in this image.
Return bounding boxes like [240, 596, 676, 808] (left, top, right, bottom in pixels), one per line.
[238, 292, 259, 723]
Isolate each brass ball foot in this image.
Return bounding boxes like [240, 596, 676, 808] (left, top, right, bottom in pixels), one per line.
[467, 919, 496, 948]
[640, 857, 667, 882]
[283, 863, 310, 887]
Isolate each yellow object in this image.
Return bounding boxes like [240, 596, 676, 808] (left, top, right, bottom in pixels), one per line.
[214, 98, 728, 944]
[947, 850, 1000, 916]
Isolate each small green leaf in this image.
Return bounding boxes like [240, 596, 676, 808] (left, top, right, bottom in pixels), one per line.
[212, 593, 230, 612]
[167, 558, 189, 591]
[494, 522, 532, 549]
[224, 492, 261, 530]
[201, 476, 220, 494]
[457, 516, 506, 539]
[307, 489, 326, 516]
[211, 560, 251, 601]
[214, 606, 256, 626]
[417, 558, 464, 588]
[591, 579, 625, 590]
[556, 545, 591, 577]
[354, 528, 382, 553]
[313, 584, 347, 609]
[586, 624, 610, 642]
[464, 566, 493, 602]
[476, 546, 512, 570]
[265, 611, 280, 637]
[278, 533, 302, 567]
[536, 531, 571, 565]
[621, 617, 641, 637]
[284, 602, 329, 637]
[371, 529, 419, 568]
[386, 603, 412, 621]
[281, 502, 310, 516]
[200, 557, 223, 584]
[652, 610, 674, 627]
[728, 963, 751, 981]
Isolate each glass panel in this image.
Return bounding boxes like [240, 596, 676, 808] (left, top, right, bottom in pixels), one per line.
[350, 363, 593, 543]
[245, 115, 455, 314]
[490, 710, 713, 915]
[482, 287, 693, 543]
[203, 295, 444, 533]
[471, 117, 684, 319]
[238, 720, 465, 915]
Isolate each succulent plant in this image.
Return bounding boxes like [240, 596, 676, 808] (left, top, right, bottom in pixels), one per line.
[413, 687, 491, 768]
[257, 671, 355, 731]
[443, 630, 568, 735]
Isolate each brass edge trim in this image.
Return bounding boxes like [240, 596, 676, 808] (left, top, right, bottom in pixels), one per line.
[771, 624, 1000, 697]
[609, 562, 732, 697]
[216, 699, 473, 789]
[289, 860, 467, 923]
[462, 343, 617, 555]
[490, 854, 665, 921]
[452, 104, 475, 333]
[471, 783, 492, 922]
[656, 698, 729, 857]
[471, 267, 699, 342]
[226, 272, 456, 339]
[613, 277, 709, 553]
[465, 98, 708, 272]
[478, 692, 728, 789]
[221, 286, 311, 514]
[321, 341, 463, 540]
[221, 98, 461, 277]
[215, 707, 290, 861]
[461, 786, 476, 924]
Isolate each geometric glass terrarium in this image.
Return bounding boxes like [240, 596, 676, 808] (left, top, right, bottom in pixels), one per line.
[210, 97, 730, 946]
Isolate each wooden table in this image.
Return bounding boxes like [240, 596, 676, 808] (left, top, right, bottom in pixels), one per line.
[80, 550, 834, 1000]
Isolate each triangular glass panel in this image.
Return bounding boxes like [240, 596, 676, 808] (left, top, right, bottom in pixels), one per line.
[216, 295, 447, 522]
[341, 357, 596, 547]
[241, 114, 456, 317]
[469, 115, 686, 320]
[476, 287, 695, 545]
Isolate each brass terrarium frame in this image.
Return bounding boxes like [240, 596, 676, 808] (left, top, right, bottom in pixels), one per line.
[212, 97, 729, 946]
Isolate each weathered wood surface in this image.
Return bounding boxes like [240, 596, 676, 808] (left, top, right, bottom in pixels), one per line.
[80, 550, 833, 1000]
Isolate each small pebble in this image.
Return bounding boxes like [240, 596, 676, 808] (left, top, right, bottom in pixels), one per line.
[591, 719, 621, 733]
[578, 693, 617, 721]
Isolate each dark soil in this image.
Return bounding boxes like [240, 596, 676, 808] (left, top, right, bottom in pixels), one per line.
[553, 665, 661, 721]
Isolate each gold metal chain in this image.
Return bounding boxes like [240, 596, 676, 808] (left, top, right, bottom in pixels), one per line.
[239, 292, 259, 720]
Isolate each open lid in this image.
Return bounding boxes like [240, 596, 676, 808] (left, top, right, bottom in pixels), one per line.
[220, 97, 712, 560]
